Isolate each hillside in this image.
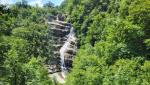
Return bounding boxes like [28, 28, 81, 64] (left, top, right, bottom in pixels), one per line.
[0, 0, 150, 85]
[61, 0, 150, 85]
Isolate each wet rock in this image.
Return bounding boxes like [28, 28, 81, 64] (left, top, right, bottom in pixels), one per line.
[47, 15, 77, 83]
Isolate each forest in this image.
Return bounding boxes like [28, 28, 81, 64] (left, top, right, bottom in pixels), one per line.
[0, 0, 150, 85]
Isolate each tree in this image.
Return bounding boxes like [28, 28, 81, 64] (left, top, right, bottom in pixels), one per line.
[0, 2, 57, 84]
[43, 1, 54, 8]
[62, 0, 150, 85]
[15, 0, 29, 8]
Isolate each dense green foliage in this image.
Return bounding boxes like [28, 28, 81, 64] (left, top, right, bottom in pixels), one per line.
[0, 2, 57, 85]
[1, 0, 150, 85]
[61, 0, 150, 85]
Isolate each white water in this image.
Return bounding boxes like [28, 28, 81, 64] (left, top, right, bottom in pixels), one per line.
[59, 26, 76, 78]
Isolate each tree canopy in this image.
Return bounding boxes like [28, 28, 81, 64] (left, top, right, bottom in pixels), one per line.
[0, 2, 56, 85]
[0, 0, 150, 85]
[60, 0, 150, 85]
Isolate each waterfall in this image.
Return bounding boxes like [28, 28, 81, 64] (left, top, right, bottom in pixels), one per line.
[48, 15, 77, 83]
[60, 26, 76, 78]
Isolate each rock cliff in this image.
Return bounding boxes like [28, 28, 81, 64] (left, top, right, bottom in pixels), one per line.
[46, 15, 77, 83]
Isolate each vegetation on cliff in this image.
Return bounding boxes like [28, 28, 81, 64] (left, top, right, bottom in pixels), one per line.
[0, 1, 58, 85]
[61, 0, 150, 85]
[0, 0, 150, 85]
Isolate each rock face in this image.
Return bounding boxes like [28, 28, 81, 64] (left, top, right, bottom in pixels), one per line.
[47, 15, 77, 79]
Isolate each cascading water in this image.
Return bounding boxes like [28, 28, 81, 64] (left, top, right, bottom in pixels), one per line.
[48, 15, 77, 83]
[60, 26, 76, 78]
